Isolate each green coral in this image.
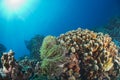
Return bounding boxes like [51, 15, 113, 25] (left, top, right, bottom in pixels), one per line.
[40, 36, 66, 76]
[40, 36, 57, 59]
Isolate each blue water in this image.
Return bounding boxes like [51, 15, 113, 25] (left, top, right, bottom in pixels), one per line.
[0, 0, 120, 58]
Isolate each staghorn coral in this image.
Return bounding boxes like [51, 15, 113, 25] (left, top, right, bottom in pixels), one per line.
[25, 35, 44, 60]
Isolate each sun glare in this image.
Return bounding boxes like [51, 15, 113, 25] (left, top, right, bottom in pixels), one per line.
[0, 0, 39, 19]
[5, 0, 25, 12]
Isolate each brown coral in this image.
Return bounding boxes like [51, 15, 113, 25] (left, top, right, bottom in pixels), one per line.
[0, 50, 38, 80]
[56, 28, 120, 80]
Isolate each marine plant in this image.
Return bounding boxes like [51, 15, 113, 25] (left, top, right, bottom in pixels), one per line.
[40, 36, 67, 78]
[40, 36, 57, 59]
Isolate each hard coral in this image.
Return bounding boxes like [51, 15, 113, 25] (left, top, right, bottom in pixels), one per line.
[0, 50, 24, 80]
[92, 16, 120, 47]
[40, 28, 120, 80]
[57, 28, 120, 80]
[0, 43, 6, 68]
[0, 50, 35, 80]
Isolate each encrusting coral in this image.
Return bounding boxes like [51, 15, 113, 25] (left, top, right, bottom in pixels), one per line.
[40, 28, 120, 80]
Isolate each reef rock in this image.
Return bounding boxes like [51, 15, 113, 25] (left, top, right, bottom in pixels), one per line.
[25, 35, 44, 60]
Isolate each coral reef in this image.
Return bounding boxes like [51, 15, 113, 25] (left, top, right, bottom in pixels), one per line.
[0, 28, 120, 80]
[92, 16, 120, 47]
[104, 16, 120, 39]
[57, 28, 120, 80]
[0, 50, 41, 80]
[40, 28, 120, 80]
[25, 35, 44, 60]
[92, 16, 120, 57]
[0, 50, 24, 80]
[18, 56, 42, 80]
[0, 43, 6, 68]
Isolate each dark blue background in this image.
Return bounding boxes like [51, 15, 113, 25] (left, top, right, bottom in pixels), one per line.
[0, 0, 120, 58]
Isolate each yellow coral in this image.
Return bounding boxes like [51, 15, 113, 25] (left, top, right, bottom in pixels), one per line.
[103, 57, 113, 71]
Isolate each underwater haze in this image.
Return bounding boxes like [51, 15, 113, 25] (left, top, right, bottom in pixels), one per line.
[0, 0, 120, 58]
